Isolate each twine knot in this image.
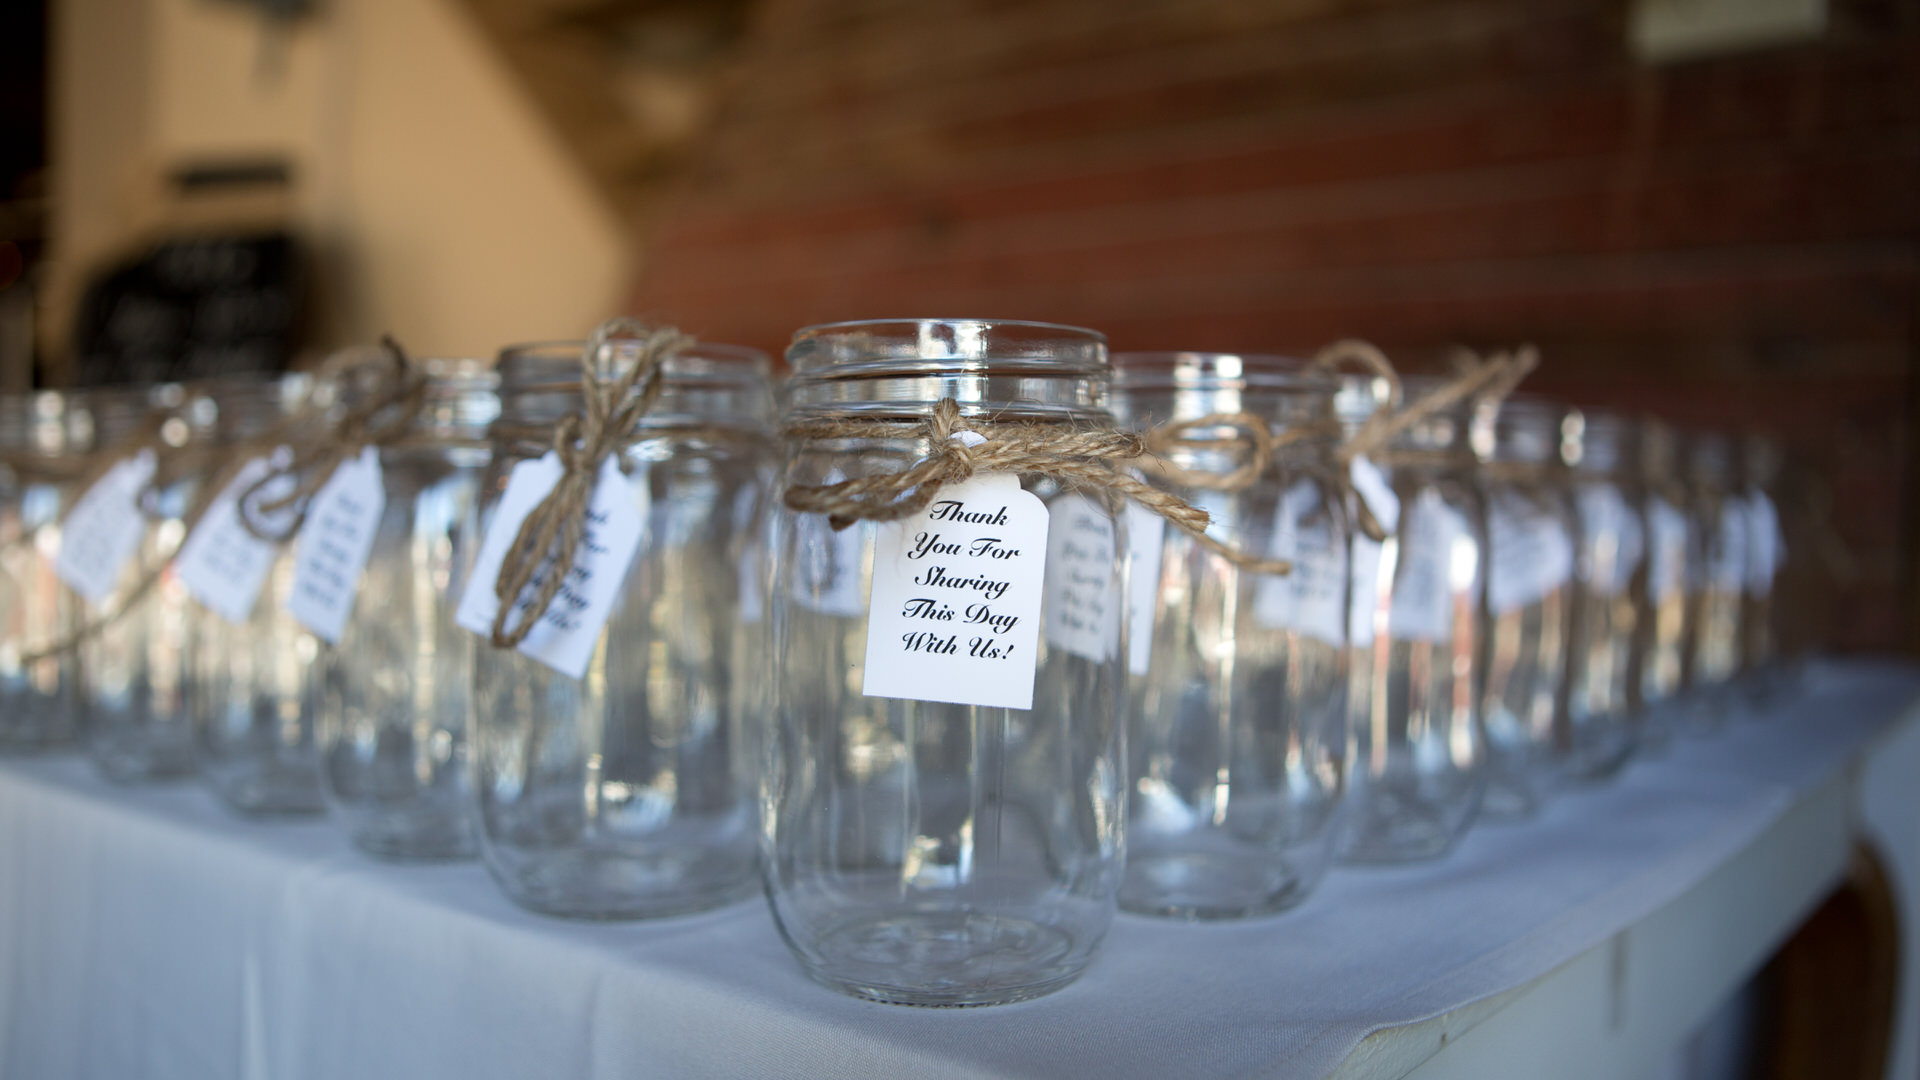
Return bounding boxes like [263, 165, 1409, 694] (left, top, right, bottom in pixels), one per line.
[237, 337, 427, 541]
[785, 399, 1291, 575]
[488, 317, 694, 648]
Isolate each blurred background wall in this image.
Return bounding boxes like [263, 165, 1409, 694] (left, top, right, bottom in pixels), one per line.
[43, 0, 627, 370]
[629, 0, 1920, 652]
[3, 0, 1916, 648]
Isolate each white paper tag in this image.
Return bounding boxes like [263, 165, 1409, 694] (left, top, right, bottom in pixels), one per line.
[789, 469, 868, 618]
[1346, 457, 1400, 648]
[1350, 456, 1401, 535]
[1647, 495, 1688, 603]
[285, 447, 387, 644]
[1745, 491, 1784, 597]
[454, 452, 647, 680]
[1253, 480, 1348, 646]
[55, 450, 157, 605]
[176, 451, 299, 624]
[1575, 483, 1643, 596]
[1043, 494, 1122, 663]
[1709, 498, 1747, 593]
[1123, 498, 1166, 676]
[1387, 489, 1465, 643]
[1486, 491, 1574, 615]
[1349, 534, 1385, 647]
[861, 472, 1049, 710]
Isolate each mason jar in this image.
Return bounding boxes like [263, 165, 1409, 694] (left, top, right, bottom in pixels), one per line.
[1680, 431, 1743, 729]
[80, 384, 212, 782]
[1560, 408, 1640, 780]
[1108, 351, 1347, 919]
[766, 318, 1126, 1006]
[470, 339, 774, 917]
[315, 357, 497, 859]
[1737, 434, 1786, 695]
[192, 374, 329, 814]
[1628, 419, 1688, 753]
[0, 391, 89, 751]
[1475, 396, 1575, 819]
[1339, 375, 1488, 863]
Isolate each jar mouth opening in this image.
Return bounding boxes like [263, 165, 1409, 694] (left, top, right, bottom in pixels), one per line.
[1111, 352, 1333, 393]
[497, 340, 771, 392]
[786, 318, 1107, 379]
[416, 356, 498, 384]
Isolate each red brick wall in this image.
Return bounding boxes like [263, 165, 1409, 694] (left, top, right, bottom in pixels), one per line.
[631, 0, 1920, 650]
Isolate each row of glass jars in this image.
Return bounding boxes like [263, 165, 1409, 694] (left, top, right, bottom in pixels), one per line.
[0, 319, 1792, 1009]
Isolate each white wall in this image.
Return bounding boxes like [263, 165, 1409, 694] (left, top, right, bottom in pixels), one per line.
[47, 0, 630, 369]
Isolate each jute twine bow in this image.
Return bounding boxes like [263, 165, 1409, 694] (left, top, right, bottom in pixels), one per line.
[19, 363, 357, 663]
[0, 407, 171, 561]
[1273, 338, 1529, 541]
[784, 398, 1294, 575]
[17, 450, 259, 665]
[1128, 340, 1404, 536]
[1307, 338, 1404, 409]
[236, 337, 426, 542]
[1138, 413, 1286, 492]
[487, 318, 694, 648]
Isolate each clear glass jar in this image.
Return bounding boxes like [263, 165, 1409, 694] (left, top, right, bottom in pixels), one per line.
[1561, 409, 1640, 780]
[0, 392, 89, 751]
[1681, 431, 1743, 729]
[1108, 351, 1347, 919]
[316, 357, 498, 859]
[82, 384, 209, 782]
[1628, 419, 1688, 753]
[192, 374, 329, 814]
[766, 318, 1126, 1006]
[1737, 434, 1785, 694]
[470, 339, 774, 917]
[1339, 375, 1488, 863]
[1475, 396, 1575, 819]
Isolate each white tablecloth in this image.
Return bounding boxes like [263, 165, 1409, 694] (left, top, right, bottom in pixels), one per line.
[2, 661, 1915, 1080]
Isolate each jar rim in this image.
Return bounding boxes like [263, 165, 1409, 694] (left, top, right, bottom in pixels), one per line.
[497, 340, 771, 389]
[792, 316, 1106, 342]
[416, 355, 497, 381]
[786, 317, 1107, 380]
[1111, 351, 1335, 392]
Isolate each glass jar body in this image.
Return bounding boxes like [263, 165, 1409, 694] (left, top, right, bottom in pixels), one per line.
[1682, 498, 1744, 724]
[317, 443, 488, 858]
[193, 541, 325, 814]
[1477, 483, 1574, 819]
[1109, 357, 1347, 920]
[1562, 475, 1641, 780]
[1628, 420, 1689, 753]
[1737, 481, 1786, 697]
[471, 434, 769, 916]
[0, 426, 82, 752]
[765, 319, 1125, 1006]
[84, 477, 199, 782]
[470, 340, 774, 919]
[1681, 438, 1743, 732]
[1342, 458, 1488, 863]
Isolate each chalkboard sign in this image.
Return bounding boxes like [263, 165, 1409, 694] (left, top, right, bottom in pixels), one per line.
[69, 230, 305, 387]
